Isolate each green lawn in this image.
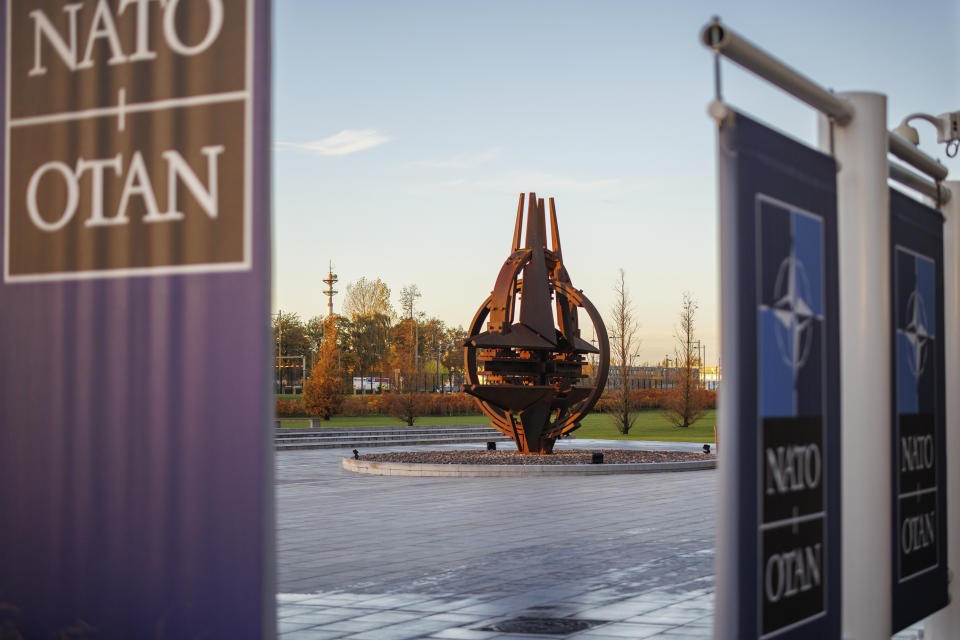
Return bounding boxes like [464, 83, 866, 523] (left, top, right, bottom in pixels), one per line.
[277, 408, 717, 442]
[573, 410, 717, 443]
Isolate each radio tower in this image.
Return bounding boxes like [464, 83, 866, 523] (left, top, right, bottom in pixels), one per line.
[323, 261, 338, 317]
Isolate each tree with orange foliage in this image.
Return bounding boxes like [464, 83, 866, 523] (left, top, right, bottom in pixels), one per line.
[303, 317, 345, 420]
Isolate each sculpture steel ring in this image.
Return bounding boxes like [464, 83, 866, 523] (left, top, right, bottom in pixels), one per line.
[463, 193, 610, 454]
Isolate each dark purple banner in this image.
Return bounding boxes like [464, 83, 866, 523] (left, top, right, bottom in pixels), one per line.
[889, 188, 948, 633]
[715, 110, 841, 640]
[0, 1, 274, 637]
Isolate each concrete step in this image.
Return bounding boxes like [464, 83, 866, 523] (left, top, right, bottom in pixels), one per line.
[276, 434, 512, 451]
[274, 423, 512, 451]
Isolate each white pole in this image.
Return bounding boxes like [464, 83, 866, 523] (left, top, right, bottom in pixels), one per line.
[924, 179, 960, 639]
[818, 92, 891, 640]
[713, 109, 741, 639]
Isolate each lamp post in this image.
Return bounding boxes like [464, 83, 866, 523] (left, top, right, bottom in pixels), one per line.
[272, 311, 282, 393]
[435, 326, 442, 393]
[628, 353, 641, 390]
[691, 339, 702, 388]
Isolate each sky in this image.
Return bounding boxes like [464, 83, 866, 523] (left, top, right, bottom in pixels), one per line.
[272, 0, 960, 366]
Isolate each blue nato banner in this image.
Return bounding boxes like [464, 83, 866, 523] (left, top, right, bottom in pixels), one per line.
[889, 189, 948, 632]
[717, 110, 840, 639]
[0, 1, 274, 637]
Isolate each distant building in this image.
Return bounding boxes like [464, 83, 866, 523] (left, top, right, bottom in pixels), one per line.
[701, 365, 721, 390]
[606, 363, 721, 390]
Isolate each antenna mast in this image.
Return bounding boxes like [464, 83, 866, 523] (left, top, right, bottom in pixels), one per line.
[322, 260, 338, 317]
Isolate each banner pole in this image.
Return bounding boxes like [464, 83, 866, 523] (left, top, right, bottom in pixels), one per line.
[712, 109, 741, 639]
[818, 92, 891, 640]
[925, 179, 960, 639]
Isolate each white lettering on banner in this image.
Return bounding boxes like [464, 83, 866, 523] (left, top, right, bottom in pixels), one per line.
[78, 0, 126, 70]
[765, 444, 822, 495]
[161, 146, 224, 220]
[901, 512, 936, 555]
[26, 161, 78, 231]
[29, 0, 225, 76]
[162, 0, 224, 56]
[764, 544, 823, 603]
[76, 153, 122, 226]
[26, 147, 225, 231]
[901, 435, 935, 472]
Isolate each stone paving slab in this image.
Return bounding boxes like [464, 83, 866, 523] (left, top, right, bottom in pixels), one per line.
[275, 441, 922, 639]
[342, 457, 716, 477]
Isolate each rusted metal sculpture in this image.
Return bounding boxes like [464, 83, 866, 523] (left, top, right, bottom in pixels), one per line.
[463, 193, 610, 454]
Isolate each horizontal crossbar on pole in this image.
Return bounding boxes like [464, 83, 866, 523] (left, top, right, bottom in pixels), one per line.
[701, 18, 950, 184]
[700, 18, 854, 125]
[889, 161, 952, 205]
[889, 131, 949, 182]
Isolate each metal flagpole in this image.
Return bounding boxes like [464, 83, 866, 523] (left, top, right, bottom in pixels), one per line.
[818, 93, 892, 640]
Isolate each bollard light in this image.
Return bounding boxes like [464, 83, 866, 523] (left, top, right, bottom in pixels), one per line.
[487, 441, 496, 451]
[353, 449, 359, 460]
[703, 444, 711, 454]
[591, 452, 603, 464]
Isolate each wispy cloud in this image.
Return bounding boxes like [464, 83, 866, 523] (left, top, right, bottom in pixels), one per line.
[277, 129, 390, 156]
[420, 171, 633, 195]
[508, 171, 622, 193]
[408, 149, 500, 169]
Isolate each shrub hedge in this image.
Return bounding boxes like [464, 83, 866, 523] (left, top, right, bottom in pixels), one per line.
[276, 392, 480, 418]
[594, 388, 717, 413]
[276, 388, 716, 418]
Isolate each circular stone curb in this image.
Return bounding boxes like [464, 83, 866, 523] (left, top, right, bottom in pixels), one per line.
[341, 457, 716, 477]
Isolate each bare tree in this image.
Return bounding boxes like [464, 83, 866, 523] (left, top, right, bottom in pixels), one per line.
[608, 269, 640, 435]
[399, 284, 421, 320]
[399, 284, 422, 374]
[342, 277, 393, 320]
[663, 292, 706, 428]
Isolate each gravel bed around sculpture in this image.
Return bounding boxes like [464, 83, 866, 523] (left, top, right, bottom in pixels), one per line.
[357, 449, 715, 465]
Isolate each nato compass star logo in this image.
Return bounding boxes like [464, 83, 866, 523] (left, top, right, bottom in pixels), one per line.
[902, 290, 931, 378]
[772, 255, 815, 372]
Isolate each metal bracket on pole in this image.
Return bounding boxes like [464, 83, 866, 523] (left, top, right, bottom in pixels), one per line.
[700, 18, 854, 125]
[889, 161, 952, 205]
[889, 131, 948, 181]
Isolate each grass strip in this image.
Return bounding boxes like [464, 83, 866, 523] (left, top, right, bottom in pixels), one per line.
[277, 409, 717, 443]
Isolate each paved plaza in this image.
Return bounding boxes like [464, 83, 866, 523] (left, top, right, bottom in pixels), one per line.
[275, 440, 922, 639]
